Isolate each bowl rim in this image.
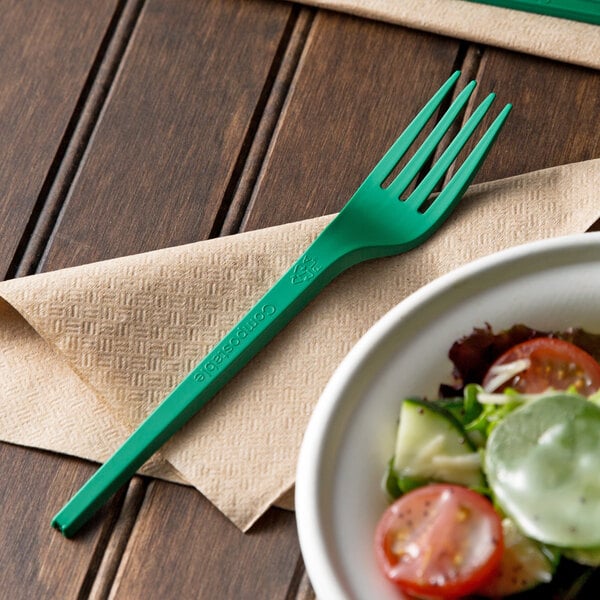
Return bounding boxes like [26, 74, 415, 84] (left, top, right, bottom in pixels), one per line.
[295, 231, 600, 600]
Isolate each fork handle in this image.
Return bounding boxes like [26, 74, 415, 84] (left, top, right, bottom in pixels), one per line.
[51, 221, 359, 536]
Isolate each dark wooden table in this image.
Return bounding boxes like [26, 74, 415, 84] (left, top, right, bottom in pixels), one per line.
[1, 1, 599, 598]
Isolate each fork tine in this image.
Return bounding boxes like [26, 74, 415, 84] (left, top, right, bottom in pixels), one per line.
[384, 79, 476, 200]
[424, 102, 512, 222]
[406, 92, 497, 209]
[365, 71, 460, 187]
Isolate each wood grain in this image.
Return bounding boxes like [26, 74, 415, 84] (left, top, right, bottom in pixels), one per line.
[0, 0, 121, 279]
[17, 0, 146, 278]
[110, 481, 300, 599]
[220, 6, 316, 236]
[463, 48, 600, 183]
[41, 0, 294, 270]
[242, 10, 462, 231]
[0, 444, 124, 599]
[88, 478, 147, 600]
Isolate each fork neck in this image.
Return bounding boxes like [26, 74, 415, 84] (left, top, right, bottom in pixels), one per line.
[287, 211, 375, 288]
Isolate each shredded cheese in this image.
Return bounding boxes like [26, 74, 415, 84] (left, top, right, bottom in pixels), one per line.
[483, 358, 531, 392]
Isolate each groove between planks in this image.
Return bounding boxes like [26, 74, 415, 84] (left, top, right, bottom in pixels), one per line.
[221, 6, 316, 237]
[87, 478, 147, 600]
[14, 0, 146, 279]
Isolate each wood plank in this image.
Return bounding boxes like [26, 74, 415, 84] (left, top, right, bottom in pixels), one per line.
[110, 481, 300, 599]
[16, 0, 146, 279]
[295, 571, 317, 600]
[464, 48, 600, 183]
[221, 7, 316, 236]
[243, 10, 463, 231]
[0, 444, 124, 598]
[41, 0, 294, 270]
[88, 478, 147, 600]
[0, 0, 120, 279]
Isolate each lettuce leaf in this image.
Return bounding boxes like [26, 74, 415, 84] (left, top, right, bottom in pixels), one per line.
[440, 324, 600, 398]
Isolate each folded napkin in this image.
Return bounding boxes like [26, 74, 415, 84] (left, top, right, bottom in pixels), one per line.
[0, 160, 598, 530]
[285, 0, 600, 70]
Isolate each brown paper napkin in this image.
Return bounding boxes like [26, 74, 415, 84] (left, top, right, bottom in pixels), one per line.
[0, 160, 598, 530]
[285, 0, 600, 70]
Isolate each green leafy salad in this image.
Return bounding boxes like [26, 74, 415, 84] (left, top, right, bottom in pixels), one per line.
[374, 325, 600, 599]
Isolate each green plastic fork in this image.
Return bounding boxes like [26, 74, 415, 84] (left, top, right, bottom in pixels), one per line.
[52, 71, 511, 537]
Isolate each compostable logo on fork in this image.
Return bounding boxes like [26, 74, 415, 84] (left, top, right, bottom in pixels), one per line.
[192, 303, 278, 383]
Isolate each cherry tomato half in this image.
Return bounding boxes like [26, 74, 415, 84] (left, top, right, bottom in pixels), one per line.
[374, 484, 503, 599]
[482, 337, 600, 395]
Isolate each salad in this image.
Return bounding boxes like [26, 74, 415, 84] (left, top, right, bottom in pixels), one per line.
[374, 324, 600, 599]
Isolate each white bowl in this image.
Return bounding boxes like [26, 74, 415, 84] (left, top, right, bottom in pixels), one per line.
[295, 232, 600, 600]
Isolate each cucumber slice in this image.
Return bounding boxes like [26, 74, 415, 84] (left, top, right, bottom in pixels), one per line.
[477, 518, 555, 597]
[485, 394, 600, 548]
[393, 398, 484, 488]
[564, 545, 600, 566]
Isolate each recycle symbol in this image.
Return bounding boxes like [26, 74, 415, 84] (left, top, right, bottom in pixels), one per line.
[291, 255, 321, 284]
